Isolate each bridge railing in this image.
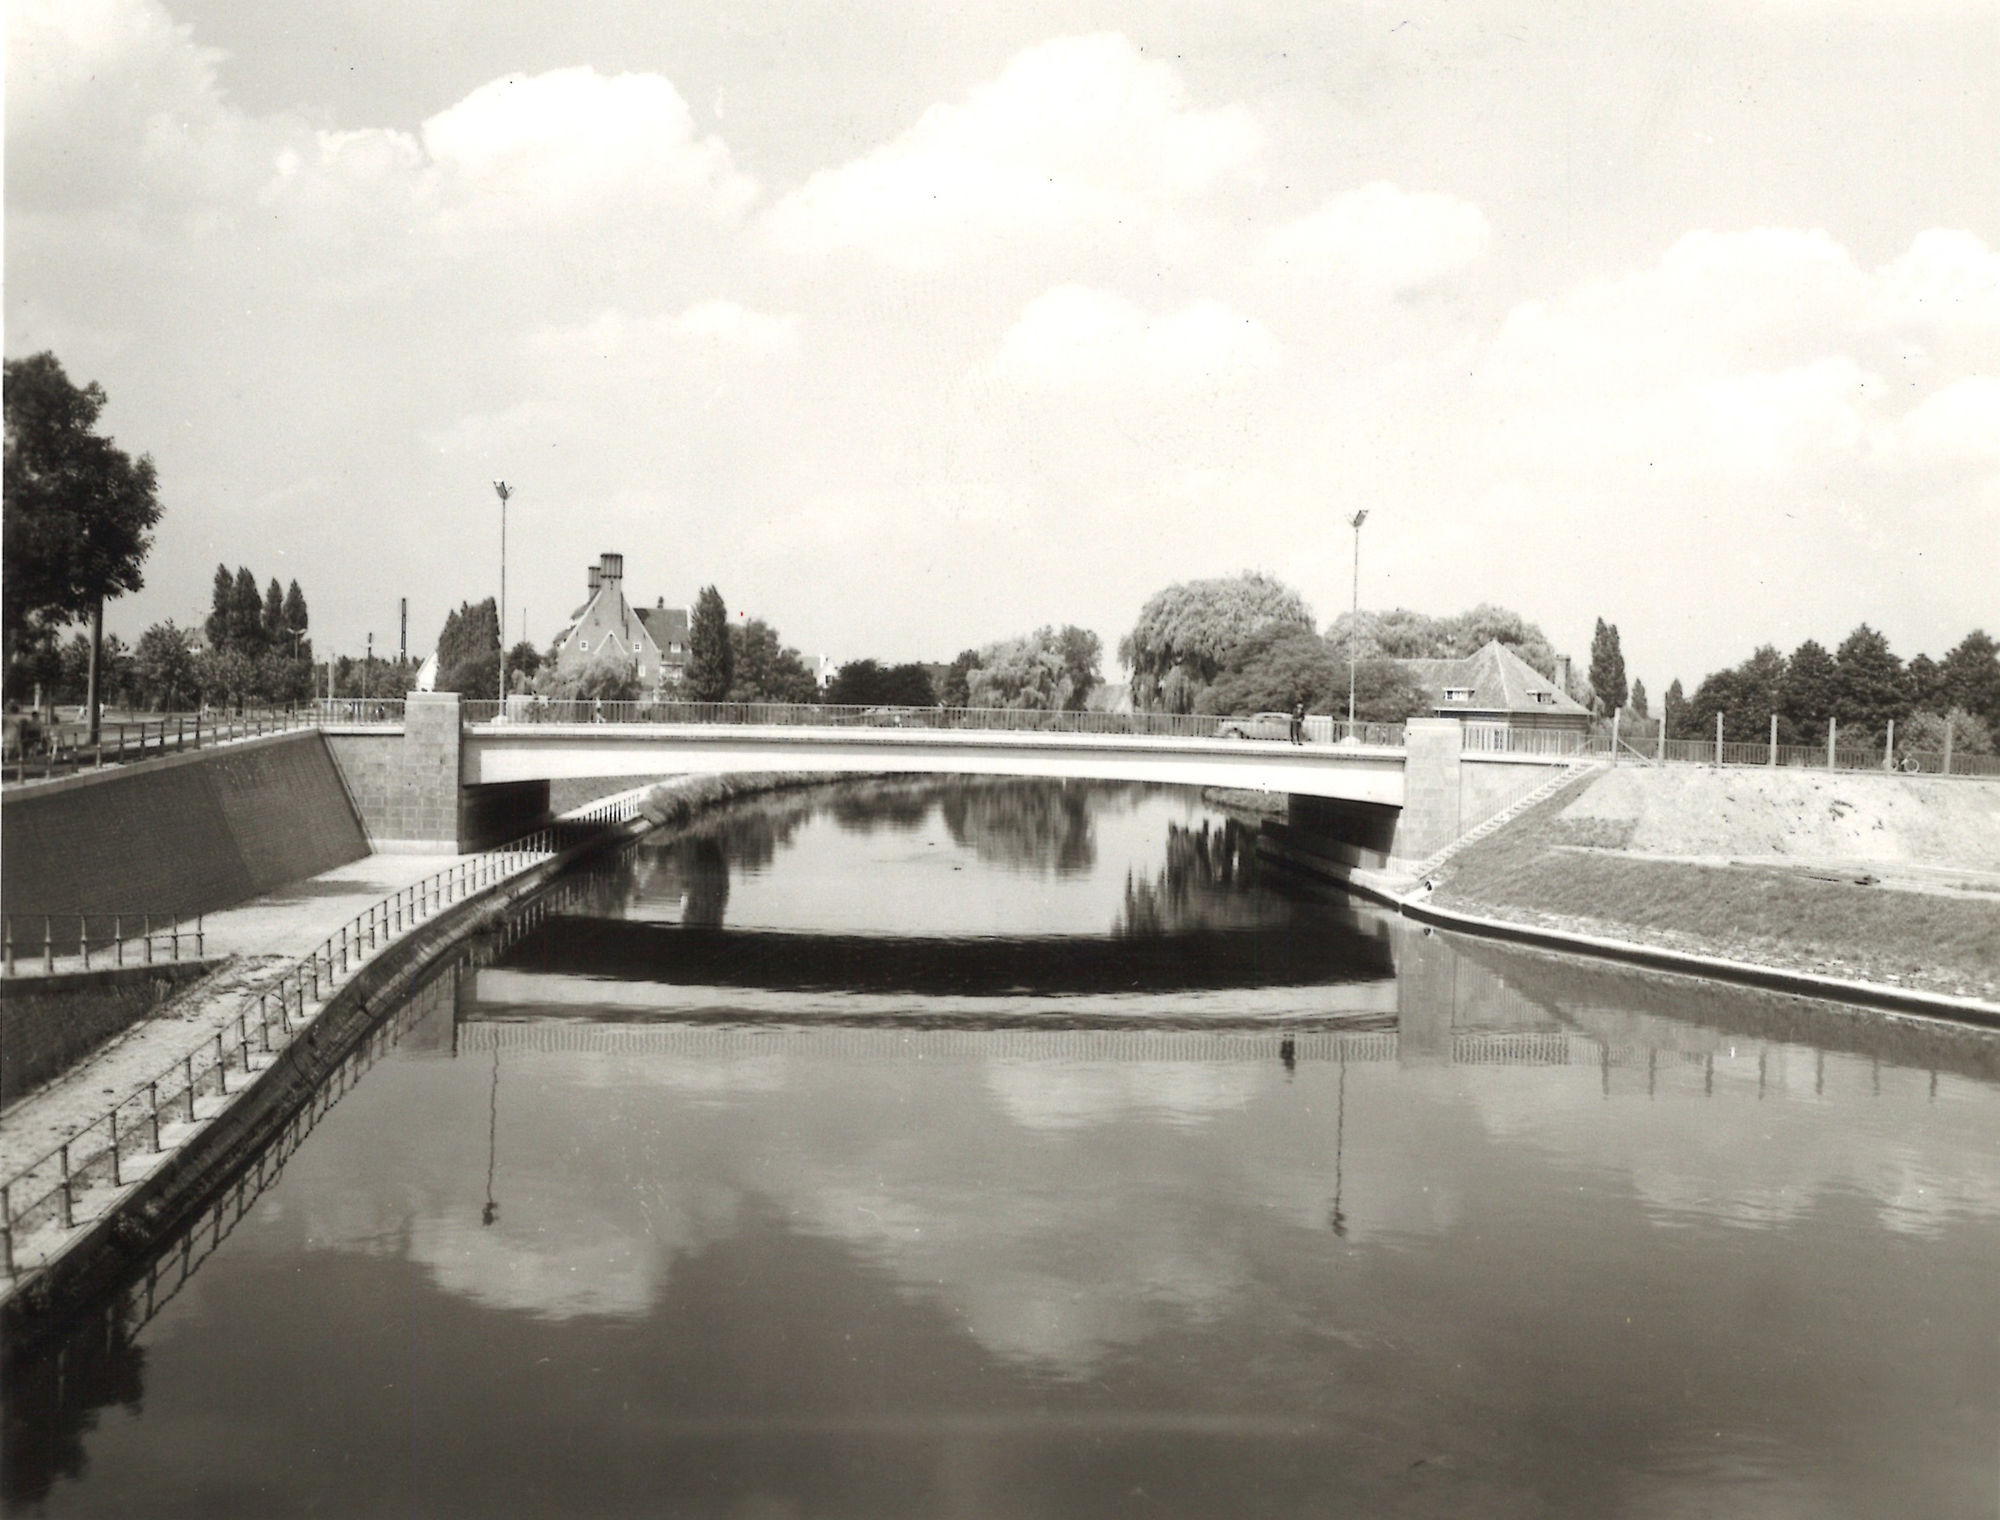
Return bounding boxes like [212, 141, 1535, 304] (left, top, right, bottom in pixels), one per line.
[460, 697, 1407, 746]
[313, 698, 406, 726]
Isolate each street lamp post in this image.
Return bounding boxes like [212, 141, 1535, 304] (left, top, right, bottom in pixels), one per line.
[494, 482, 512, 711]
[1346, 509, 1369, 729]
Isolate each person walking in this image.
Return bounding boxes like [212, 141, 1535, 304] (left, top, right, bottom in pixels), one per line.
[1290, 699, 1306, 745]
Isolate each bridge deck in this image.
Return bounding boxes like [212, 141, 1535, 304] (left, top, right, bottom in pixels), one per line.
[461, 722, 1409, 805]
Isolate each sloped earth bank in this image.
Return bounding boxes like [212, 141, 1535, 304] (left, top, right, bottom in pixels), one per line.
[1431, 767, 2000, 1003]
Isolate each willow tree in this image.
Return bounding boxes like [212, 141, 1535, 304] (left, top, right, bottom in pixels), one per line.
[1119, 573, 1314, 713]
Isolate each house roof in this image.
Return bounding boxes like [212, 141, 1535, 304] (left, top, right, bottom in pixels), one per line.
[1396, 640, 1588, 716]
[635, 605, 689, 644]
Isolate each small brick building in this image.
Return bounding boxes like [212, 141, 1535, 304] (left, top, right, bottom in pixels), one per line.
[1393, 640, 1590, 733]
[548, 553, 690, 694]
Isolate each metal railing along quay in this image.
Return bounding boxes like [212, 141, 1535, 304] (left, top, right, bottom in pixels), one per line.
[2, 914, 205, 977]
[0, 793, 648, 1284]
[3, 709, 320, 785]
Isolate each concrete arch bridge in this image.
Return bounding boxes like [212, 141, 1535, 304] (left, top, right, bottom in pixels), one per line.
[319, 693, 1578, 876]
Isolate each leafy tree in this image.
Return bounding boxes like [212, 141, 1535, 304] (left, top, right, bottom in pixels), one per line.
[535, 645, 638, 702]
[827, 659, 934, 706]
[507, 642, 543, 682]
[826, 659, 886, 705]
[3, 352, 162, 730]
[963, 626, 1102, 711]
[1121, 573, 1314, 712]
[1937, 630, 2000, 736]
[1587, 619, 1628, 715]
[1052, 625, 1102, 710]
[1325, 603, 1564, 681]
[1662, 678, 1689, 739]
[1903, 653, 1942, 712]
[197, 645, 256, 712]
[434, 598, 500, 695]
[1833, 623, 1906, 738]
[1782, 638, 1838, 735]
[255, 648, 314, 706]
[1629, 678, 1648, 719]
[687, 585, 733, 702]
[134, 622, 200, 710]
[1901, 707, 1995, 758]
[968, 634, 1074, 710]
[728, 618, 819, 704]
[941, 649, 980, 708]
[1688, 644, 1788, 742]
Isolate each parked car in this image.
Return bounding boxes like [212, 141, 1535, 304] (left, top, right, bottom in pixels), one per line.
[1217, 711, 1293, 741]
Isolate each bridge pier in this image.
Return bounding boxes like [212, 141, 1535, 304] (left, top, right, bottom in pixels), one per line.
[324, 692, 548, 853]
[1276, 719, 1560, 884]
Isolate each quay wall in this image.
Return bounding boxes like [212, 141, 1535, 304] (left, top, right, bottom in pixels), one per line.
[0, 732, 369, 924]
[0, 963, 218, 1109]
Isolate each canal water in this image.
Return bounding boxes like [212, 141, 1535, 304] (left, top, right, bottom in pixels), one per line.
[6, 780, 1999, 1518]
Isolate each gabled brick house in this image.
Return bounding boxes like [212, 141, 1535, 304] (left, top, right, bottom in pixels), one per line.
[549, 553, 689, 693]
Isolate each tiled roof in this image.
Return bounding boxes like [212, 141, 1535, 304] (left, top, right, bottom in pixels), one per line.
[635, 605, 689, 643]
[1395, 640, 1588, 716]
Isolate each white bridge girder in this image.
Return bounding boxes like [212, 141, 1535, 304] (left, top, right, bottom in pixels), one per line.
[462, 724, 1407, 807]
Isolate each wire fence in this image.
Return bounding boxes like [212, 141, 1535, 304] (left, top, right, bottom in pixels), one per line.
[0, 792, 647, 1282]
[2, 914, 205, 977]
[1461, 722, 1999, 776]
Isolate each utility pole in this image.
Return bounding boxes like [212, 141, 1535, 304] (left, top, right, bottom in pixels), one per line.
[494, 482, 512, 709]
[400, 598, 408, 666]
[364, 632, 373, 700]
[1346, 509, 1369, 729]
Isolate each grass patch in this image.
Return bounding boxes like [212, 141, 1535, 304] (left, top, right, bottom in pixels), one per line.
[1435, 792, 2000, 1002]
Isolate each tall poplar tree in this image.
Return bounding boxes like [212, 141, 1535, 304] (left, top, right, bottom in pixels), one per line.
[687, 585, 733, 701]
[1587, 618, 1628, 715]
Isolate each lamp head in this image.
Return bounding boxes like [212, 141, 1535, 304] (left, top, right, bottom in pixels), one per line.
[493, 481, 512, 503]
[1350, 509, 1369, 530]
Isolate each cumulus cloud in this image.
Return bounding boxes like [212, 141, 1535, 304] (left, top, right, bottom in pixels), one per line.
[1478, 226, 2000, 477]
[6, 0, 267, 210]
[529, 300, 802, 369]
[993, 284, 1279, 392]
[761, 33, 1260, 266]
[417, 68, 755, 225]
[1260, 182, 1491, 294]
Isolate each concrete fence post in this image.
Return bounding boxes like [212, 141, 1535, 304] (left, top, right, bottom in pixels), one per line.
[1944, 715, 1954, 775]
[1715, 712, 1723, 766]
[1769, 713, 1778, 766]
[1827, 717, 1837, 770]
[1611, 710, 1620, 762]
[1884, 718, 1894, 772]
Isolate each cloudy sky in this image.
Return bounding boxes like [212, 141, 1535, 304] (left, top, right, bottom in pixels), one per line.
[7, 0, 1997, 692]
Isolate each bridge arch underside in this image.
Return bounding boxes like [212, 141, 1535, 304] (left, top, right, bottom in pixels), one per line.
[464, 726, 1407, 807]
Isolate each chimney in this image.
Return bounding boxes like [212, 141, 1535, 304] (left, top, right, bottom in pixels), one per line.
[599, 552, 624, 592]
[586, 564, 601, 595]
[1554, 654, 1572, 697]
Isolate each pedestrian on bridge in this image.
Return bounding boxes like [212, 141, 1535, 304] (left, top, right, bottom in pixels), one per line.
[1290, 700, 1306, 745]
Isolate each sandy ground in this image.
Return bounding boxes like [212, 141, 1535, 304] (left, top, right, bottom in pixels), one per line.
[1559, 767, 2000, 873]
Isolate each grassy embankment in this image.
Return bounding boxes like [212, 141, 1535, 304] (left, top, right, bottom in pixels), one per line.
[1431, 783, 2000, 1003]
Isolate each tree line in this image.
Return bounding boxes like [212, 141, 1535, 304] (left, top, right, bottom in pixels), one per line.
[1662, 626, 1998, 755]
